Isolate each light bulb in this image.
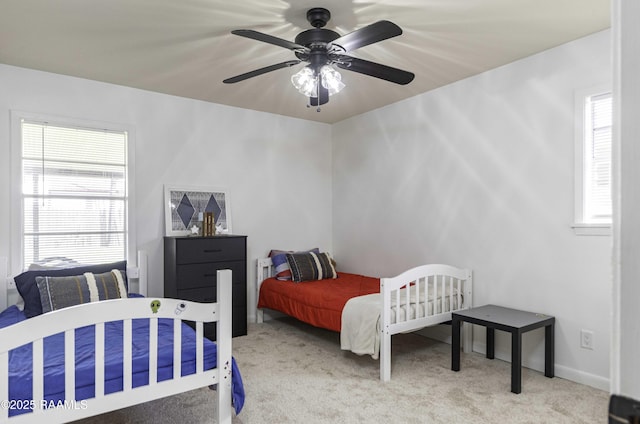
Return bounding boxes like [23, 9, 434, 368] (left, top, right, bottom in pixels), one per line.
[320, 65, 345, 95]
[292, 65, 346, 99]
[291, 67, 317, 97]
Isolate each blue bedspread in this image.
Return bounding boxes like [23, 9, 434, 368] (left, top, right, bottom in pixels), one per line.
[0, 303, 245, 417]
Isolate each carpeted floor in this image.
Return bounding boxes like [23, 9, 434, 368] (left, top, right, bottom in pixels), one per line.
[76, 317, 608, 423]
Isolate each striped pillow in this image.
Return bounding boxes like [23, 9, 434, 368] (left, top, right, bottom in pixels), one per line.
[286, 252, 337, 282]
[269, 248, 319, 280]
[36, 269, 128, 313]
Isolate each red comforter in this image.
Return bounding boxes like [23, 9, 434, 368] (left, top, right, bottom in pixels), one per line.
[257, 272, 380, 332]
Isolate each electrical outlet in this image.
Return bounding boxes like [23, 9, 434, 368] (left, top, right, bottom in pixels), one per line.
[581, 329, 594, 350]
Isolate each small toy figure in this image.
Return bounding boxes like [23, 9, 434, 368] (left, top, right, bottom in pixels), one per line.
[150, 299, 161, 313]
[175, 302, 187, 315]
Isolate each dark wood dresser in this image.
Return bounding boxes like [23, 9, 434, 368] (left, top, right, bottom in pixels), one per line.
[164, 235, 247, 339]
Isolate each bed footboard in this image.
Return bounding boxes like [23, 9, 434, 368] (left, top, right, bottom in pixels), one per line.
[379, 264, 473, 381]
[0, 270, 234, 424]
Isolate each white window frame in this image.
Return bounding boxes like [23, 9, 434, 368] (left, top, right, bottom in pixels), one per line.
[573, 85, 612, 236]
[9, 110, 137, 276]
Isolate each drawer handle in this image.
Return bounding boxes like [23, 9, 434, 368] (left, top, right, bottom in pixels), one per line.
[203, 274, 217, 278]
[204, 249, 222, 253]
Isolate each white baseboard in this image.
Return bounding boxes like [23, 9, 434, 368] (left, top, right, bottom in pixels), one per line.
[554, 363, 609, 391]
[470, 340, 609, 392]
[415, 326, 609, 392]
[416, 324, 453, 344]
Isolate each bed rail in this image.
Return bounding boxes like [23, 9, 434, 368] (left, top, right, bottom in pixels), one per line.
[0, 269, 233, 424]
[380, 264, 472, 381]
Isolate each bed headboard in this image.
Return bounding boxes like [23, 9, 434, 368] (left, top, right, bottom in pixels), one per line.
[2, 251, 149, 310]
[255, 257, 274, 324]
[257, 257, 274, 287]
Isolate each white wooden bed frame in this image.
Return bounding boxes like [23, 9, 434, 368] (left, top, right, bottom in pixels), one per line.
[0, 253, 234, 424]
[256, 258, 473, 381]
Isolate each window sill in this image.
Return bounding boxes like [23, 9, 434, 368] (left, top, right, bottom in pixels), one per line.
[572, 223, 612, 236]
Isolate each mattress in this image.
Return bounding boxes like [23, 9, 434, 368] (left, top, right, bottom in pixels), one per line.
[257, 272, 380, 332]
[0, 302, 245, 417]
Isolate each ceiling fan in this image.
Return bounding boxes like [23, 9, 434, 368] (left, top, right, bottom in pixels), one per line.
[223, 7, 415, 109]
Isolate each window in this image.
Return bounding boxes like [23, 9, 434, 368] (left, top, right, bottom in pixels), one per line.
[583, 92, 612, 222]
[13, 114, 131, 270]
[574, 88, 612, 235]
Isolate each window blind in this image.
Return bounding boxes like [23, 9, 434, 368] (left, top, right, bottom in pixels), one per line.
[21, 120, 128, 268]
[584, 92, 612, 223]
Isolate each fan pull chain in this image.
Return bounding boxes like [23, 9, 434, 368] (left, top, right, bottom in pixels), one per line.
[305, 76, 322, 112]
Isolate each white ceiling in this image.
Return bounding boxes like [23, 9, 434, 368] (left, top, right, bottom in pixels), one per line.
[0, 0, 610, 124]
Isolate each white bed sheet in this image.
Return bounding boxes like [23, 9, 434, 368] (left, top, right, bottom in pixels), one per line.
[340, 285, 460, 359]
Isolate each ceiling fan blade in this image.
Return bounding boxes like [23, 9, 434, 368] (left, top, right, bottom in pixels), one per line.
[336, 56, 415, 85]
[223, 60, 301, 84]
[330, 21, 403, 53]
[231, 29, 308, 52]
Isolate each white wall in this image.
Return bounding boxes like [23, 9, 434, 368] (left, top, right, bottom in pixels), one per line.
[0, 64, 333, 320]
[0, 29, 617, 392]
[332, 30, 612, 390]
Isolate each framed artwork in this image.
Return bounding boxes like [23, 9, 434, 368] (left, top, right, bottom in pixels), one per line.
[164, 185, 231, 236]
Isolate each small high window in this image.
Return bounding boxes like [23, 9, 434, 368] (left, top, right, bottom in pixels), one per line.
[574, 88, 612, 235]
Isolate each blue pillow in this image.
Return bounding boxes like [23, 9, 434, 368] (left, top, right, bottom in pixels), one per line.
[14, 260, 127, 318]
[0, 305, 25, 330]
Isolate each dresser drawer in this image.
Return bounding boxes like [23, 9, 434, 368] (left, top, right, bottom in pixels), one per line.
[177, 283, 246, 307]
[176, 260, 245, 291]
[185, 307, 247, 340]
[200, 307, 248, 340]
[175, 237, 245, 264]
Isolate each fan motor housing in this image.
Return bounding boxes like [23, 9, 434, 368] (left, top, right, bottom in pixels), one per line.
[295, 28, 340, 66]
[294, 28, 340, 48]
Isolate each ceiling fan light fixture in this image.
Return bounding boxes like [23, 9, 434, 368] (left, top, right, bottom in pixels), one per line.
[291, 66, 317, 96]
[320, 65, 345, 95]
[291, 65, 345, 98]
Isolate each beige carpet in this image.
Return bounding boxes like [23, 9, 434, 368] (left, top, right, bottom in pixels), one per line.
[76, 317, 608, 423]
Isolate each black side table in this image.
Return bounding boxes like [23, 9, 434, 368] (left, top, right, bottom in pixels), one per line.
[451, 304, 555, 394]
